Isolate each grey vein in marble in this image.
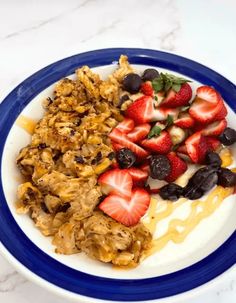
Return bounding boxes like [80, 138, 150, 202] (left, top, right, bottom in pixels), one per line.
[0, 271, 27, 293]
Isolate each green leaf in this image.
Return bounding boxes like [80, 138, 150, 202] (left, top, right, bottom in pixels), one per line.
[172, 83, 181, 92]
[164, 79, 172, 92]
[154, 95, 158, 101]
[148, 125, 162, 139]
[166, 115, 174, 127]
[152, 78, 164, 92]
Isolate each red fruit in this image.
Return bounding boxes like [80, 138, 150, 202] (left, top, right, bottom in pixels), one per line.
[202, 119, 227, 136]
[109, 128, 149, 159]
[98, 169, 133, 199]
[214, 98, 228, 121]
[196, 86, 219, 104]
[112, 142, 124, 151]
[127, 123, 151, 142]
[165, 152, 187, 182]
[126, 167, 148, 182]
[174, 112, 195, 128]
[177, 144, 188, 154]
[140, 82, 154, 96]
[139, 162, 150, 174]
[205, 137, 221, 151]
[161, 83, 192, 107]
[99, 188, 150, 226]
[115, 118, 135, 133]
[125, 96, 154, 124]
[153, 107, 179, 121]
[185, 131, 208, 163]
[140, 131, 172, 154]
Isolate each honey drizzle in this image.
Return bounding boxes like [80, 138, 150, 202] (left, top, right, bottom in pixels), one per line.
[144, 186, 233, 256]
[16, 115, 37, 135]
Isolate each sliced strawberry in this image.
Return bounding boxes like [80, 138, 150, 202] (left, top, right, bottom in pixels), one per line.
[153, 107, 179, 121]
[99, 188, 150, 226]
[112, 142, 124, 151]
[125, 96, 154, 124]
[126, 167, 148, 182]
[109, 128, 149, 159]
[98, 169, 133, 199]
[185, 131, 208, 163]
[214, 98, 227, 120]
[202, 119, 227, 136]
[139, 162, 150, 174]
[115, 118, 135, 133]
[140, 131, 172, 154]
[127, 123, 151, 142]
[177, 144, 188, 154]
[161, 83, 192, 107]
[196, 86, 219, 104]
[174, 112, 195, 128]
[140, 82, 154, 96]
[165, 152, 187, 182]
[205, 136, 221, 151]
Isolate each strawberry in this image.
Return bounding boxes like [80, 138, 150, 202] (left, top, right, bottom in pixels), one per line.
[99, 188, 150, 226]
[98, 168, 133, 199]
[139, 162, 150, 174]
[126, 167, 148, 183]
[140, 131, 172, 154]
[174, 112, 195, 128]
[165, 152, 187, 182]
[115, 118, 135, 133]
[214, 98, 228, 121]
[161, 83, 192, 107]
[125, 96, 154, 124]
[112, 142, 124, 151]
[140, 82, 154, 96]
[185, 131, 208, 163]
[202, 119, 227, 136]
[127, 123, 151, 142]
[109, 128, 149, 159]
[205, 137, 221, 151]
[153, 107, 179, 121]
[196, 86, 220, 104]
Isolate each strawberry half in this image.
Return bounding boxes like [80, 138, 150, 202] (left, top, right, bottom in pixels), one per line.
[185, 131, 208, 163]
[161, 83, 192, 107]
[165, 152, 187, 182]
[140, 131, 172, 154]
[140, 82, 154, 96]
[115, 118, 135, 133]
[99, 188, 150, 226]
[127, 123, 151, 142]
[112, 142, 124, 151]
[205, 137, 221, 151]
[201, 119, 227, 137]
[109, 128, 149, 159]
[214, 98, 228, 121]
[98, 168, 133, 199]
[196, 86, 219, 104]
[174, 112, 195, 128]
[126, 167, 148, 184]
[125, 96, 154, 124]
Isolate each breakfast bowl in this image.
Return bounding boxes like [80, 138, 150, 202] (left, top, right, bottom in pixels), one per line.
[0, 48, 236, 302]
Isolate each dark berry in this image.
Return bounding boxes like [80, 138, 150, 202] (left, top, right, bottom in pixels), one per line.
[149, 155, 171, 180]
[183, 186, 204, 200]
[219, 127, 236, 146]
[122, 73, 142, 94]
[119, 94, 129, 107]
[142, 69, 160, 81]
[116, 148, 136, 168]
[159, 183, 183, 201]
[108, 152, 115, 160]
[205, 151, 222, 168]
[217, 168, 236, 187]
[75, 156, 85, 164]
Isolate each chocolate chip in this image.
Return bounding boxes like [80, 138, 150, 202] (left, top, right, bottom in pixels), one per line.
[70, 129, 75, 136]
[47, 97, 53, 105]
[75, 156, 85, 164]
[38, 143, 46, 150]
[92, 152, 102, 165]
[108, 152, 115, 160]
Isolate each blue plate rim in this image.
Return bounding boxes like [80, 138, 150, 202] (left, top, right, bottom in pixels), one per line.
[0, 48, 236, 302]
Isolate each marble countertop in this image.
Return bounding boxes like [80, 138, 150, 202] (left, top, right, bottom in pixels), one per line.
[0, 0, 235, 302]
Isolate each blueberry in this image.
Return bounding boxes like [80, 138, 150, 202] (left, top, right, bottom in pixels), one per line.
[219, 127, 236, 146]
[122, 73, 142, 94]
[205, 151, 222, 168]
[149, 155, 171, 180]
[159, 183, 183, 201]
[217, 168, 236, 187]
[116, 148, 136, 168]
[142, 69, 159, 81]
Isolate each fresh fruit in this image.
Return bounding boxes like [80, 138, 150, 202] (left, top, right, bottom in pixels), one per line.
[123, 73, 142, 94]
[201, 119, 227, 136]
[139, 162, 150, 174]
[125, 96, 154, 124]
[214, 98, 227, 120]
[219, 127, 236, 146]
[109, 128, 149, 159]
[140, 82, 153, 96]
[141, 131, 172, 154]
[115, 118, 135, 134]
[217, 168, 236, 187]
[126, 167, 148, 183]
[168, 125, 186, 145]
[161, 83, 192, 107]
[112, 142, 124, 151]
[205, 151, 222, 167]
[127, 123, 151, 142]
[159, 183, 183, 201]
[98, 169, 133, 199]
[142, 68, 159, 81]
[152, 107, 179, 121]
[165, 152, 187, 182]
[116, 148, 136, 169]
[185, 131, 208, 163]
[174, 112, 195, 128]
[99, 188, 151, 226]
[205, 137, 221, 151]
[196, 85, 220, 104]
[149, 155, 171, 180]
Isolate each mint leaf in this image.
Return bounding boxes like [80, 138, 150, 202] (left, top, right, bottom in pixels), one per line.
[164, 79, 172, 92]
[148, 125, 162, 139]
[154, 95, 158, 101]
[166, 115, 174, 127]
[152, 78, 164, 92]
[172, 83, 181, 92]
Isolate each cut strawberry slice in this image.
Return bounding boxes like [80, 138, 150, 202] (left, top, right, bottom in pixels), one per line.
[127, 123, 151, 142]
[161, 83, 192, 108]
[196, 86, 219, 104]
[152, 107, 179, 121]
[115, 118, 135, 133]
[174, 112, 195, 128]
[125, 96, 154, 124]
[205, 136, 221, 151]
[202, 119, 227, 136]
[126, 167, 148, 182]
[109, 128, 149, 159]
[140, 82, 154, 96]
[98, 169, 133, 199]
[112, 142, 124, 151]
[165, 152, 187, 182]
[139, 162, 150, 174]
[214, 98, 228, 121]
[140, 131, 172, 154]
[99, 188, 150, 226]
[185, 131, 208, 163]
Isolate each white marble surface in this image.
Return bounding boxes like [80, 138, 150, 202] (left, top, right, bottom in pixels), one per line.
[0, 0, 235, 302]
